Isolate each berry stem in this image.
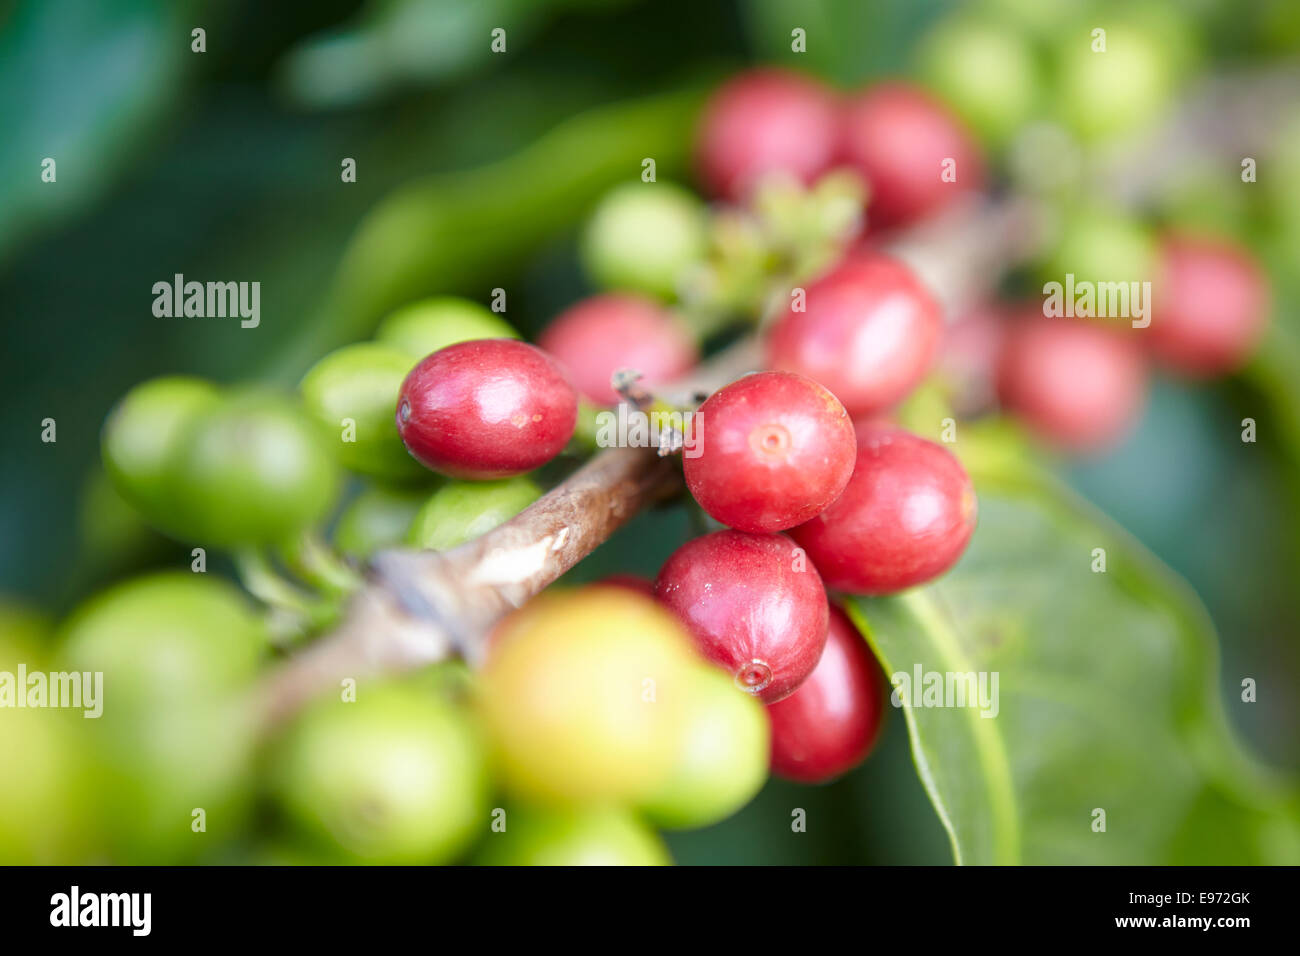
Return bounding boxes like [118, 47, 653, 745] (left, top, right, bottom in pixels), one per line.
[283, 531, 365, 597]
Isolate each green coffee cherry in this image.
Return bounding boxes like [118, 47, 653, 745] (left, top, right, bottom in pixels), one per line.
[101, 376, 221, 529]
[333, 484, 431, 558]
[408, 477, 541, 550]
[1051, 6, 1195, 143]
[375, 297, 517, 361]
[166, 391, 340, 548]
[270, 682, 488, 864]
[59, 572, 266, 708]
[301, 342, 424, 480]
[477, 806, 672, 866]
[640, 665, 770, 830]
[1042, 205, 1157, 288]
[58, 573, 267, 862]
[0, 705, 94, 863]
[916, 13, 1040, 146]
[580, 182, 708, 300]
[0, 607, 94, 863]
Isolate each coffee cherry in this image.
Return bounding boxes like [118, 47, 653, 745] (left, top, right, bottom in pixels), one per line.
[767, 604, 885, 783]
[1149, 234, 1270, 378]
[101, 376, 220, 527]
[375, 297, 517, 361]
[1042, 206, 1156, 290]
[791, 426, 976, 594]
[538, 294, 697, 406]
[0, 706, 92, 863]
[396, 339, 577, 478]
[476, 806, 671, 866]
[408, 477, 541, 550]
[655, 530, 828, 703]
[997, 315, 1147, 452]
[684, 371, 855, 532]
[59, 574, 267, 861]
[333, 485, 430, 559]
[840, 82, 984, 230]
[480, 587, 699, 804]
[301, 343, 425, 480]
[1052, 10, 1192, 143]
[766, 252, 943, 417]
[271, 682, 488, 865]
[167, 392, 340, 547]
[936, 303, 1009, 416]
[641, 664, 770, 830]
[581, 182, 709, 299]
[915, 12, 1040, 146]
[696, 68, 841, 202]
[59, 573, 266, 703]
[1, 616, 93, 864]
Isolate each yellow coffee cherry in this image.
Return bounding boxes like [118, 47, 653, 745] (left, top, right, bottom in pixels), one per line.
[479, 587, 700, 804]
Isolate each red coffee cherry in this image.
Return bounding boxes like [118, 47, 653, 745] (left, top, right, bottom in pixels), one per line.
[655, 530, 829, 703]
[539, 294, 697, 406]
[791, 425, 976, 595]
[396, 339, 577, 479]
[1149, 234, 1270, 378]
[696, 68, 841, 202]
[766, 252, 943, 417]
[684, 371, 855, 533]
[768, 604, 885, 784]
[841, 82, 984, 230]
[936, 302, 1010, 417]
[996, 315, 1147, 452]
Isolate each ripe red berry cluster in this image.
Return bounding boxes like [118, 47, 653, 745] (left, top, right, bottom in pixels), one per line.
[942, 231, 1271, 454]
[379, 71, 990, 789]
[697, 69, 983, 230]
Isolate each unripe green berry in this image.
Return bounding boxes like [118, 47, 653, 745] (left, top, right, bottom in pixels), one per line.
[580, 182, 708, 300]
[1042, 206, 1157, 289]
[166, 392, 340, 548]
[408, 477, 541, 551]
[333, 485, 430, 558]
[58, 573, 267, 862]
[476, 806, 671, 866]
[270, 682, 488, 865]
[375, 297, 517, 361]
[915, 13, 1040, 146]
[640, 664, 770, 830]
[101, 376, 221, 529]
[59, 574, 266, 704]
[301, 342, 424, 480]
[1051, 6, 1195, 143]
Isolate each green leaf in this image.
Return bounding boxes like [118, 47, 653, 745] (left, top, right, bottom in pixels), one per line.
[847, 455, 1300, 865]
[261, 84, 707, 381]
